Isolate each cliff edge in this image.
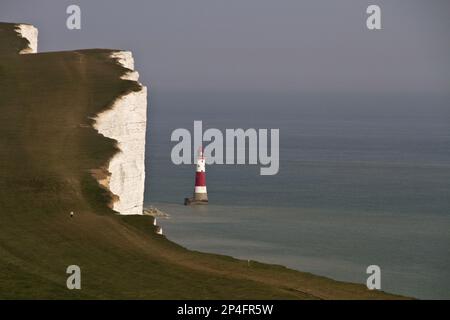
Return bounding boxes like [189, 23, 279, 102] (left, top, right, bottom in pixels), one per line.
[0, 22, 37, 55]
[15, 23, 38, 54]
[94, 51, 147, 215]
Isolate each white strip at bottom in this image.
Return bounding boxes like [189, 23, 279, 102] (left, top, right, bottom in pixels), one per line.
[195, 186, 207, 193]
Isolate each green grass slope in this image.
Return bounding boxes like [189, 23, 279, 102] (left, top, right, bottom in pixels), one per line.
[0, 23, 407, 299]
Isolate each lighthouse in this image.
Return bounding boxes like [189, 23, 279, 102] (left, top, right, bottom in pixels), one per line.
[184, 148, 208, 205]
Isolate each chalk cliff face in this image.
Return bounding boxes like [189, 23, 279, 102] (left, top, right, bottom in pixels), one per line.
[10, 23, 147, 216]
[15, 24, 38, 54]
[94, 51, 147, 215]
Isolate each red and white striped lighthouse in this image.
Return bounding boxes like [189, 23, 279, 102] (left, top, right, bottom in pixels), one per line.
[185, 147, 208, 205]
[194, 147, 208, 201]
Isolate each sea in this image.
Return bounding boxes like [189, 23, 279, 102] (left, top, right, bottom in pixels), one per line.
[144, 92, 450, 299]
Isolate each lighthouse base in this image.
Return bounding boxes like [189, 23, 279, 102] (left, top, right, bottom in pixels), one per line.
[184, 197, 208, 205]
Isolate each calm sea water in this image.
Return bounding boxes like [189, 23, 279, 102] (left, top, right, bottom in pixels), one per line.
[144, 92, 450, 299]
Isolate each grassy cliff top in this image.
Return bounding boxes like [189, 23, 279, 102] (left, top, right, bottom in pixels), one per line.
[0, 23, 406, 299]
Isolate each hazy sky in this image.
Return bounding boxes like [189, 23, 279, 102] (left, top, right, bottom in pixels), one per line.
[2, 0, 450, 94]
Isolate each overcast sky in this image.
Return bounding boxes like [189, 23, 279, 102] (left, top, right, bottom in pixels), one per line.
[2, 0, 450, 94]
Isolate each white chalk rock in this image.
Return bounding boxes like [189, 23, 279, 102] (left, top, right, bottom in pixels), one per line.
[94, 51, 147, 215]
[110, 51, 134, 70]
[15, 24, 38, 54]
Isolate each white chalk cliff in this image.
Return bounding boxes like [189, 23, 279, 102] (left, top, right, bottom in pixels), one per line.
[15, 24, 38, 54]
[13, 24, 147, 216]
[94, 51, 147, 215]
